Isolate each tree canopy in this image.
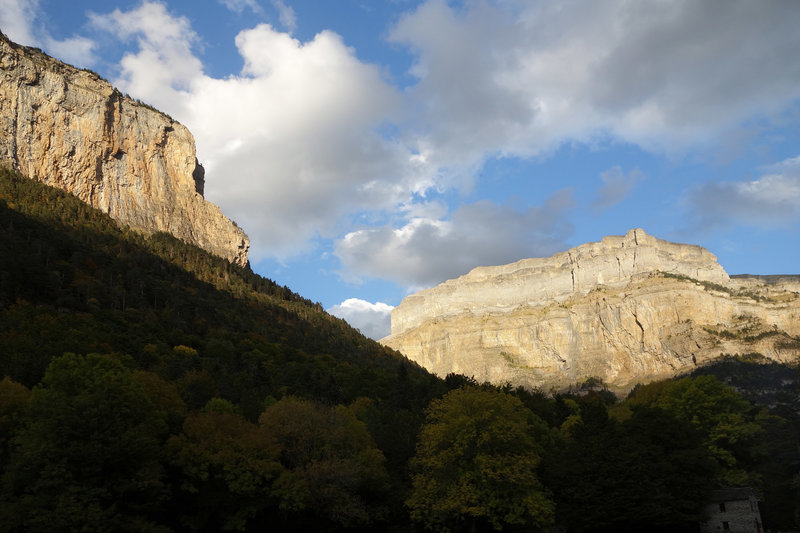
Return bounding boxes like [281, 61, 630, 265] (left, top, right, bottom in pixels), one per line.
[259, 397, 390, 529]
[407, 386, 555, 532]
[628, 375, 763, 485]
[0, 353, 170, 531]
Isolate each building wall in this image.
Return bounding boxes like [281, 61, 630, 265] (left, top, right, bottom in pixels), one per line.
[701, 491, 763, 533]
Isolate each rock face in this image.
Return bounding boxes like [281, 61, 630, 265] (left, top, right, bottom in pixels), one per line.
[382, 229, 800, 392]
[0, 33, 249, 266]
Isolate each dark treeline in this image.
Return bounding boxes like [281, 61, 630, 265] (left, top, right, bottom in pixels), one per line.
[1, 167, 798, 532]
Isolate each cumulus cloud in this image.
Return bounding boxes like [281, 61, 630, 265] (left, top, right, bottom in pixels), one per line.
[42, 35, 96, 67]
[686, 155, 800, 230]
[592, 166, 642, 213]
[89, 2, 202, 103]
[90, 3, 429, 259]
[335, 191, 575, 288]
[327, 298, 394, 340]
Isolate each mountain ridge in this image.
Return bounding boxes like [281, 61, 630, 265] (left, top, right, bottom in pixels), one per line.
[382, 229, 800, 392]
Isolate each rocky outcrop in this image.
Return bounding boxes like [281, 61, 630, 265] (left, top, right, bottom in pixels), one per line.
[0, 32, 249, 265]
[381, 229, 800, 392]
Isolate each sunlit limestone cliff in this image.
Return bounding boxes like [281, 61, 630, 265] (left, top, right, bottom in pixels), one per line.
[381, 229, 800, 392]
[0, 32, 249, 266]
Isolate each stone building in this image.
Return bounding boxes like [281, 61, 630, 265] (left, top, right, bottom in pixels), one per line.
[701, 488, 763, 533]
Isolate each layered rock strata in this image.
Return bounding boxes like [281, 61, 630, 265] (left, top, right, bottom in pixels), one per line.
[0, 32, 249, 265]
[382, 229, 800, 392]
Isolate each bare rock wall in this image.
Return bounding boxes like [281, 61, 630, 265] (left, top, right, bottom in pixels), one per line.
[382, 230, 800, 392]
[0, 33, 249, 265]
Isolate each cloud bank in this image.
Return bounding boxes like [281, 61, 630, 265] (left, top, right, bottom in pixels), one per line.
[336, 191, 575, 288]
[390, 0, 800, 162]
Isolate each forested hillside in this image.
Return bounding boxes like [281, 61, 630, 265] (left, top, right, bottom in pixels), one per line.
[1, 167, 798, 531]
[0, 166, 446, 530]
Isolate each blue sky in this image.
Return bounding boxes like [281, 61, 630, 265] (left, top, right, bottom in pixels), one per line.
[3, 0, 800, 339]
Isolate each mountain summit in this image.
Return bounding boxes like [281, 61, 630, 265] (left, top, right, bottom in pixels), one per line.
[382, 229, 800, 391]
[0, 32, 249, 265]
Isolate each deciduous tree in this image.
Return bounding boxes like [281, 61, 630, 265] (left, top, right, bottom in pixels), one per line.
[259, 396, 390, 529]
[0, 353, 170, 531]
[628, 375, 762, 485]
[168, 408, 282, 531]
[407, 387, 554, 532]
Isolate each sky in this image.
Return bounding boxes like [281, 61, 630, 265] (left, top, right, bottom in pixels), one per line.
[2, 0, 800, 340]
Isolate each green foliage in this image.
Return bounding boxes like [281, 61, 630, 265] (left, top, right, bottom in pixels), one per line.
[79, 66, 103, 79]
[0, 377, 30, 472]
[628, 375, 762, 485]
[259, 397, 390, 529]
[0, 353, 170, 531]
[691, 358, 800, 529]
[0, 167, 441, 528]
[132, 96, 174, 122]
[179, 370, 219, 411]
[542, 396, 716, 532]
[621, 406, 719, 524]
[2, 168, 799, 529]
[703, 317, 791, 343]
[0, 165, 440, 427]
[407, 387, 554, 532]
[131, 370, 187, 434]
[202, 397, 240, 415]
[167, 410, 282, 531]
[657, 271, 770, 301]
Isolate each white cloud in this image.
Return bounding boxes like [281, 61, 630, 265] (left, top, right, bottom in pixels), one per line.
[335, 191, 575, 288]
[90, 4, 428, 260]
[592, 166, 642, 213]
[193, 25, 416, 257]
[89, 1, 202, 102]
[270, 0, 297, 33]
[1, 0, 96, 67]
[327, 298, 394, 340]
[219, 0, 262, 14]
[686, 155, 800, 229]
[769, 155, 800, 174]
[390, 0, 800, 163]
[42, 35, 97, 67]
[18, 0, 800, 290]
[218, 0, 296, 33]
[0, 0, 38, 45]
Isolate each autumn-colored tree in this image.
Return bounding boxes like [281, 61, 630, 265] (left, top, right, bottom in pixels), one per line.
[407, 387, 554, 532]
